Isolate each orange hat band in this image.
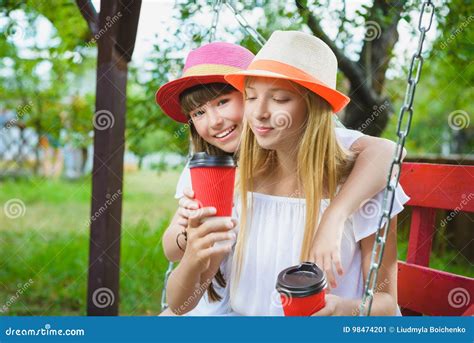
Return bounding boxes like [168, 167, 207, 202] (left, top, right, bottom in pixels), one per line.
[183, 64, 242, 78]
[247, 59, 328, 87]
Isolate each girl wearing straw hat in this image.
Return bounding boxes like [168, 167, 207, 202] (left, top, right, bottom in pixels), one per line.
[157, 37, 407, 315]
[220, 30, 409, 315]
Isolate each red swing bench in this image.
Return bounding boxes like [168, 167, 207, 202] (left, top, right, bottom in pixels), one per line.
[398, 162, 474, 316]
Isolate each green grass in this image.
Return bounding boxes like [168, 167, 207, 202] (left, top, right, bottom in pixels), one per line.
[0, 170, 471, 315]
[0, 170, 180, 316]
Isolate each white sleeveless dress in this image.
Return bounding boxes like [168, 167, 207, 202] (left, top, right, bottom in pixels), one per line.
[229, 185, 409, 316]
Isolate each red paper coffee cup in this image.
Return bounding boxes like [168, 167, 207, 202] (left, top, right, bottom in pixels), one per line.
[276, 262, 327, 316]
[189, 152, 236, 217]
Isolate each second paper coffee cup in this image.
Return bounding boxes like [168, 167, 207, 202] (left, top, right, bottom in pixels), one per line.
[189, 152, 236, 217]
[276, 262, 327, 316]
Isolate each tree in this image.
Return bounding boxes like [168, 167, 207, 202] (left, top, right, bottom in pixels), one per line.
[382, 0, 473, 155]
[126, 62, 190, 161]
[0, 0, 95, 173]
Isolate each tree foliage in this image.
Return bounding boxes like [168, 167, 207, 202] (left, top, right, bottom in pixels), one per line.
[1, 0, 471, 161]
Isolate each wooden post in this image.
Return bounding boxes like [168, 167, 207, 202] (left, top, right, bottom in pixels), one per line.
[406, 207, 436, 267]
[77, 0, 141, 316]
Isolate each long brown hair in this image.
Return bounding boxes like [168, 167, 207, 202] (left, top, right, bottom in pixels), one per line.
[231, 78, 355, 300]
[179, 82, 238, 302]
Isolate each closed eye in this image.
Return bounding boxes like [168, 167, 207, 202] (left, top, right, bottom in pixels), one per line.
[273, 98, 289, 103]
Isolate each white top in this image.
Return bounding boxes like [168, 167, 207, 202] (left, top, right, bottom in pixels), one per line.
[229, 184, 409, 316]
[174, 128, 367, 316]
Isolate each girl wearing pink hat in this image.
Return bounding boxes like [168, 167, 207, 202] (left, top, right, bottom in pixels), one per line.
[158, 36, 407, 316]
[157, 42, 254, 316]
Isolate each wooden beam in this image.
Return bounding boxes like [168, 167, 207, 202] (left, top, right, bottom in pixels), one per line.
[406, 207, 436, 266]
[398, 261, 474, 316]
[84, 0, 142, 316]
[401, 163, 474, 211]
[75, 0, 100, 36]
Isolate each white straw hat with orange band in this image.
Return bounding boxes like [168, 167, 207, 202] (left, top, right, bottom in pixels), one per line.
[224, 30, 350, 113]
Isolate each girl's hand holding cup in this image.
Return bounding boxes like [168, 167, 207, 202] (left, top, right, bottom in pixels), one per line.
[310, 294, 344, 316]
[176, 187, 199, 229]
[179, 152, 237, 273]
[183, 206, 237, 273]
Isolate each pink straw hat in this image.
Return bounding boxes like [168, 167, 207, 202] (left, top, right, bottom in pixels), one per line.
[156, 42, 255, 123]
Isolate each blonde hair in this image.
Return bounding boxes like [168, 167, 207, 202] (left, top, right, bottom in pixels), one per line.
[231, 79, 355, 298]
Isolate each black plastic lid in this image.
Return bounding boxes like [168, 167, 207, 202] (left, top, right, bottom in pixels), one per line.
[188, 152, 236, 168]
[275, 262, 327, 298]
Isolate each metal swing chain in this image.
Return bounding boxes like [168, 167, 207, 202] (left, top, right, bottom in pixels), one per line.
[224, 0, 267, 47]
[209, 0, 223, 42]
[161, 261, 175, 310]
[359, 0, 435, 316]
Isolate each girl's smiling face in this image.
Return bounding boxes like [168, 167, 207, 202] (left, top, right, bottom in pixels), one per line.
[244, 77, 308, 151]
[189, 90, 244, 153]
